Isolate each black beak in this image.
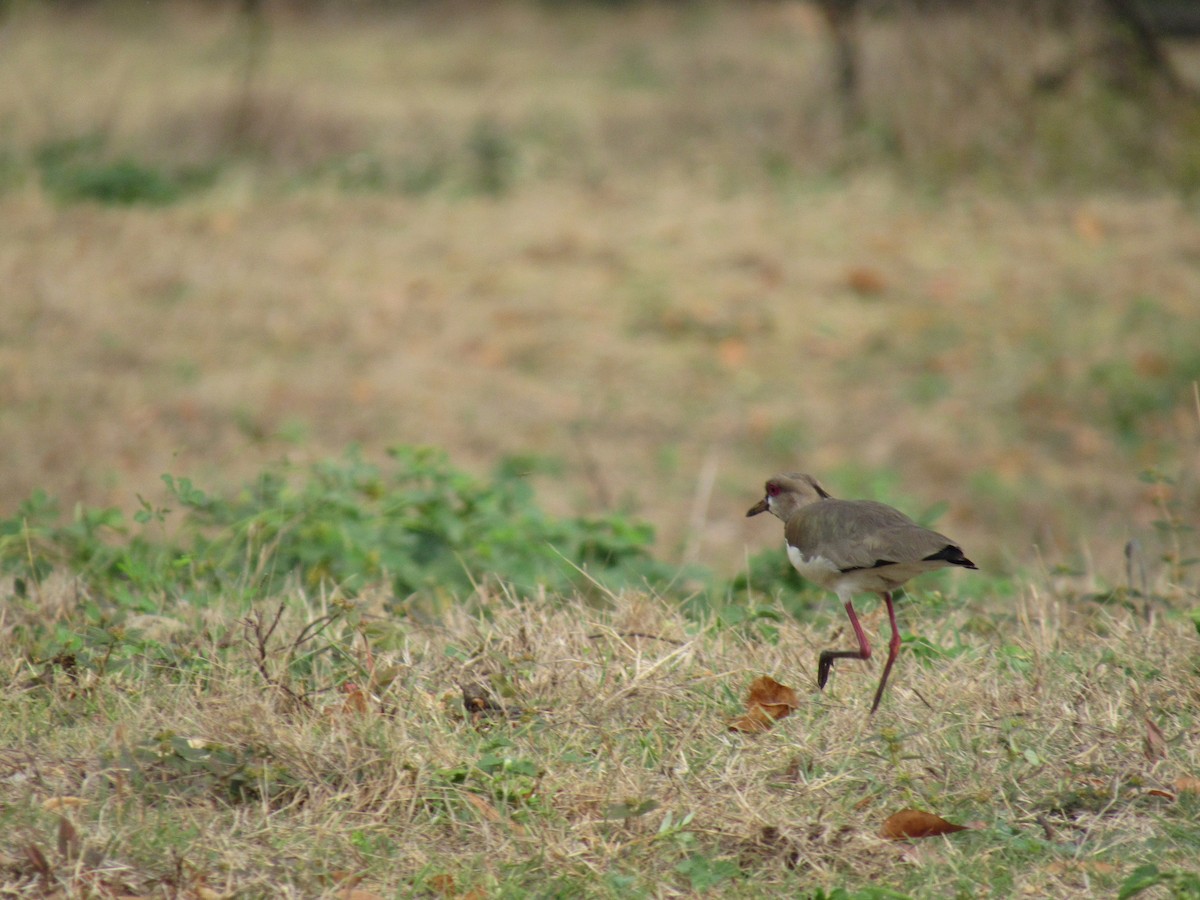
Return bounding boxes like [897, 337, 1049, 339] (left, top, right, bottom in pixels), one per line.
[746, 497, 769, 517]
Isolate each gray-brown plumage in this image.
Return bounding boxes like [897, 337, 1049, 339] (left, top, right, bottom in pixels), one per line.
[747, 472, 976, 713]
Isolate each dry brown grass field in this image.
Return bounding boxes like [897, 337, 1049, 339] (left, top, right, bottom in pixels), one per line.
[1, 1, 1199, 896]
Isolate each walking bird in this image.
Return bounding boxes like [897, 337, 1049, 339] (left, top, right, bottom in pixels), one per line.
[747, 473, 977, 713]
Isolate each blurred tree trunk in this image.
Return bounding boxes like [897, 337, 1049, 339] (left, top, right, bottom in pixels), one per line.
[813, 0, 863, 130]
[1099, 0, 1188, 94]
[229, 0, 270, 145]
[813, 0, 1193, 129]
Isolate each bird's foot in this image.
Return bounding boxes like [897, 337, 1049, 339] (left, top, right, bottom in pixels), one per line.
[817, 651, 835, 690]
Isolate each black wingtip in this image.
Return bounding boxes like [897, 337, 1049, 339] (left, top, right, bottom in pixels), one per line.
[923, 545, 978, 569]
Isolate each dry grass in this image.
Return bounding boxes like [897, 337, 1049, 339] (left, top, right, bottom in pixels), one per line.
[1, 570, 1197, 897]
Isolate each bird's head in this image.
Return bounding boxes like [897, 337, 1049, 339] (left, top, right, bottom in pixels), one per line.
[746, 472, 831, 522]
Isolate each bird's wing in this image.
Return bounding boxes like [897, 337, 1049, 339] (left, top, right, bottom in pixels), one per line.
[787, 500, 955, 572]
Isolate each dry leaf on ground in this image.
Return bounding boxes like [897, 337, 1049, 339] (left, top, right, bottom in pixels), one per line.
[880, 808, 969, 840]
[1072, 210, 1105, 242]
[729, 705, 777, 734]
[462, 792, 527, 835]
[341, 682, 370, 715]
[729, 676, 799, 733]
[57, 816, 79, 862]
[716, 337, 748, 369]
[845, 266, 887, 296]
[1144, 717, 1167, 761]
[1174, 776, 1200, 794]
[42, 796, 86, 811]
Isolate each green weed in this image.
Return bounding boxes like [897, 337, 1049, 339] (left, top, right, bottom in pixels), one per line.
[36, 135, 214, 205]
[0, 447, 681, 611]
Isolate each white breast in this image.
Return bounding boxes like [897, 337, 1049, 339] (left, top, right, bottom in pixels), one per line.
[786, 542, 900, 594]
[785, 544, 841, 587]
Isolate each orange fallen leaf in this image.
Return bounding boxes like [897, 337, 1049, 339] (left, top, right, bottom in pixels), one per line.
[342, 682, 370, 715]
[853, 793, 877, 812]
[1072, 210, 1105, 243]
[880, 808, 969, 840]
[462, 792, 504, 823]
[42, 796, 86, 812]
[461, 792, 527, 835]
[351, 378, 375, 405]
[1174, 776, 1200, 794]
[728, 705, 776, 734]
[845, 266, 887, 296]
[729, 676, 800, 733]
[1147, 789, 1176, 800]
[716, 336, 747, 369]
[747, 675, 799, 716]
[1134, 352, 1171, 378]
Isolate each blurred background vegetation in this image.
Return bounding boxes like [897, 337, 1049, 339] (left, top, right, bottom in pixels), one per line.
[1, 0, 1198, 604]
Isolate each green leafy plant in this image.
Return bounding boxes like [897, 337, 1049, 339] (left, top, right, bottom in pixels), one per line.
[0, 447, 681, 612]
[100, 732, 301, 806]
[674, 853, 742, 892]
[1119, 864, 1200, 899]
[466, 117, 516, 196]
[35, 134, 214, 206]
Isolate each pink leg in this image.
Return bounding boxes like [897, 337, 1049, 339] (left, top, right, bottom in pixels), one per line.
[869, 592, 901, 715]
[817, 598, 873, 689]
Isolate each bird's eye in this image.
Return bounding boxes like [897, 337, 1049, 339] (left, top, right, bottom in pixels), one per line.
[766, 483, 779, 497]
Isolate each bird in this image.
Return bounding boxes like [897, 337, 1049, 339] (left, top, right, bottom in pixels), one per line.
[746, 472, 977, 714]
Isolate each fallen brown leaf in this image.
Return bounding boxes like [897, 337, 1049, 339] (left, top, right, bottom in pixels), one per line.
[57, 816, 79, 862]
[729, 676, 800, 733]
[716, 337, 747, 369]
[853, 793, 877, 812]
[23, 844, 51, 878]
[1072, 210, 1105, 243]
[462, 792, 504, 823]
[461, 792, 527, 835]
[880, 808, 969, 840]
[42, 796, 86, 812]
[1144, 717, 1167, 761]
[1147, 789, 1176, 801]
[728, 706, 776, 734]
[1174, 776, 1200, 794]
[747, 675, 799, 716]
[460, 681, 525, 722]
[845, 266, 887, 296]
[341, 682, 370, 715]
